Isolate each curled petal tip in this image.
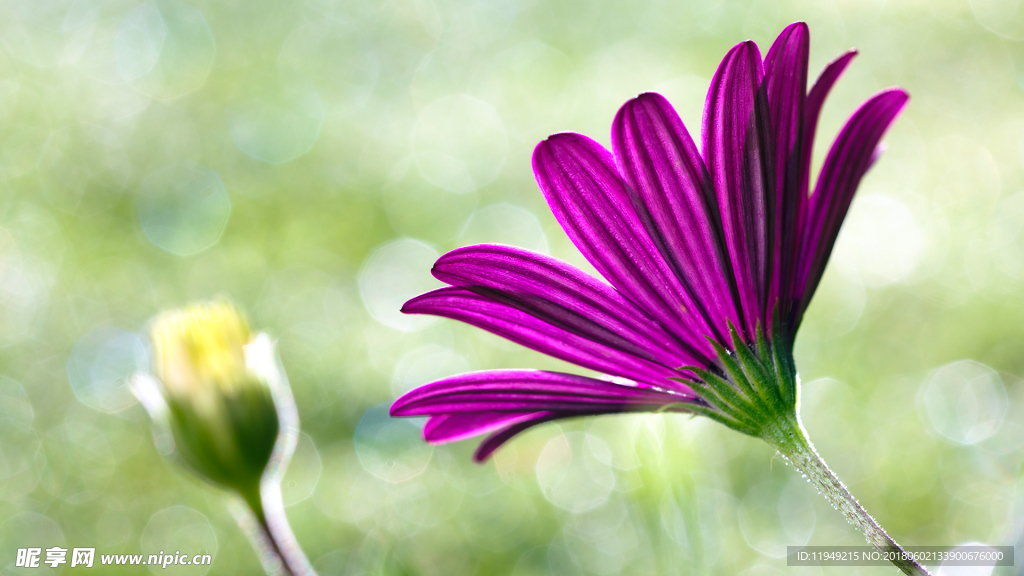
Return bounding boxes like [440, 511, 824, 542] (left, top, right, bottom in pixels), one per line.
[721, 39, 762, 64]
[537, 131, 582, 146]
[634, 91, 662, 100]
[389, 396, 415, 417]
[535, 132, 561, 146]
[532, 135, 557, 161]
[388, 391, 409, 415]
[430, 246, 475, 278]
[630, 91, 668, 106]
[876, 87, 911, 107]
[532, 131, 592, 170]
[615, 92, 670, 120]
[779, 21, 809, 37]
[400, 293, 431, 315]
[428, 262, 445, 283]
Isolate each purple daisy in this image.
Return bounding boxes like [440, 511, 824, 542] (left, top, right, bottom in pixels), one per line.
[392, 23, 927, 575]
[393, 22, 906, 458]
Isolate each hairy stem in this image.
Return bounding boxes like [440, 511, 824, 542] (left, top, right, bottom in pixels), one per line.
[761, 414, 932, 576]
[239, 480, 315, 576]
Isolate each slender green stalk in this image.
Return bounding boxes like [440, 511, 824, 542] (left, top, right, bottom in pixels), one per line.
[760, 413, 931, 576]
[689, 322, 933, 576]
[239, 479, 315, 576]
[236, 491, 287, 575]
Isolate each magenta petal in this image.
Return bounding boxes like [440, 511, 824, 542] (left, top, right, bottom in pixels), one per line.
[763, 22, 809, 320]
[432, 244, 704, 369]
[391, 369, 692, 462]
[423, 412, 546, 444]
[795, 88, 910, 317]
[474, 412, 560, 462]
[403, 287, 689, 388]
[786, 48, 857, 326]
[532, 133, 716, 359]
[612, 92, 738, 344]
[390, 369, 691, 416]
[800, 49, 858, 200]
[703, 41, 775, 341]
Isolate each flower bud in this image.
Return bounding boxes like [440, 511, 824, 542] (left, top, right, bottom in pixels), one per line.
[134, 299, 281, 494]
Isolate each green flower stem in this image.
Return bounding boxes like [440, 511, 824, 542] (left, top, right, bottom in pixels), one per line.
[240, 480, 314, 576]
[683, 323, 932, 575]
[761, 413, 932, 576]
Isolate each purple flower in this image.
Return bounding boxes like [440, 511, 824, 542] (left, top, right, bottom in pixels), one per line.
[391, 23, 908, 463]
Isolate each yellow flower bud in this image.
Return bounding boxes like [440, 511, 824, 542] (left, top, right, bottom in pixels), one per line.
[151, 301, 252, 407]
[136, 299, 281, 494]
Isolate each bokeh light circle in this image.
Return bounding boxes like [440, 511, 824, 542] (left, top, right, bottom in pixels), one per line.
[281, 432, 322, 506]
[137, 162, 231, 256]
[391, 344, 470, 397]
[115, 0, 215, 99]
[535, 432, 616, 513]
[226, 71, 324, 164]
[833, 194, 925, 286]
[0, 0, 97, 69]
[458, 203, 549, 254]
[0, 418, 42, 500]
[0, 203, 61, 347]
[936, 542, 998, 576]
[354, 404, 432, 483]
[49, 421, 118, 489]
[313, 549, 349, 576]
[0, 377, 33, 423]
[923, 360, 1006, 446]
[67, 326, 147, 413]
[358, 238, 441, 332]
[277, 21, 380, 118]
[412, 95, 508, 195]
[558, 502, 653, 575]
[140, 506, 217, 575]
[738, 478, 816, 558]
[0, 513, 65, 575]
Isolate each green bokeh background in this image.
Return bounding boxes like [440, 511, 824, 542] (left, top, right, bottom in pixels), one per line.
[1, 0, 1023, 574]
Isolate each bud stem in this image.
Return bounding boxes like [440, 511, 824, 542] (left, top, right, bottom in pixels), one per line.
[761, 413, 932, 576]
[239, 479, 315, 576]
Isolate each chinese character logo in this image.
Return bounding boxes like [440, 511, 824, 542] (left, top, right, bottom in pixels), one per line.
[44, 547, 67, 568]
[71, 548, 95, 568]
[15, 548, 40, 568]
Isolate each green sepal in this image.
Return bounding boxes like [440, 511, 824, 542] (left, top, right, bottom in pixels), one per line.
[770, 317, 798, 408]
[754, 322, 772, 363]
[165, 377, 279, 495]
[728, 322, 783, 411]
[682, 403, 760, 437]
[677, 321, 800, 441]
[671, 370, 763, 430]
[705, 336, 763, 411]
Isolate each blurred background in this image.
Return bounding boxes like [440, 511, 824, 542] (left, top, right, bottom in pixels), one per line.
[0, 0, 1022, 574]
